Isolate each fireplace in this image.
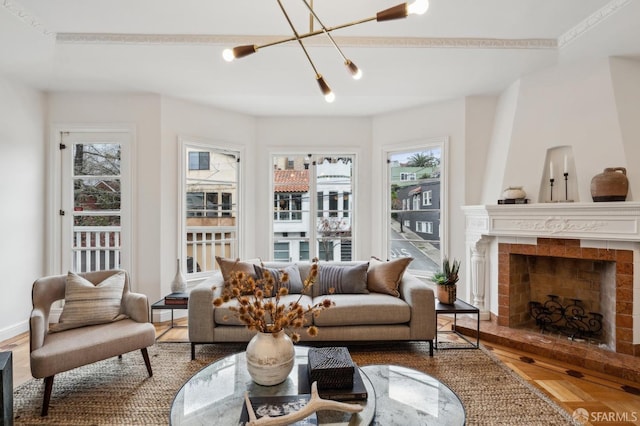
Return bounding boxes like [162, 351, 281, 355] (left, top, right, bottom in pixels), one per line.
[498, 238, 632, 354]
[462, 202, 640, 358]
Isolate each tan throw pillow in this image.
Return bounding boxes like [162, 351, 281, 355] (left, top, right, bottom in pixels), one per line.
[50, 271, 127, 332]
[367, 257, 413, 297]
[215, 256, 260, 282]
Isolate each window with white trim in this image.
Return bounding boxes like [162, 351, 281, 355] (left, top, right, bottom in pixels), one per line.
[388, 145, 444, 276]
[272, 154, 354, 262]
[181, 142, 239, 277]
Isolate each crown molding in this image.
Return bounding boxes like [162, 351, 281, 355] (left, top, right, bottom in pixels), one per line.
[558, 0, 632, 48]
[2, 0, 53, 36]
[56, 33, 557, 50]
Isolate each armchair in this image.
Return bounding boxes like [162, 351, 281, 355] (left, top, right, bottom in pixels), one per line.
[30, 269, 155, 416]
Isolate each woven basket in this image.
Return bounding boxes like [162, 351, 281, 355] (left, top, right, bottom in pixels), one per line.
[308, 347, 354, 389]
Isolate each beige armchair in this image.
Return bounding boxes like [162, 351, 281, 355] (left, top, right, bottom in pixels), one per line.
[30, 269, 156, 416]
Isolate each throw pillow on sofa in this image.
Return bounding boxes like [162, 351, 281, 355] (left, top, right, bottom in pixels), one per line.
[317, 262, 369, 295]
[50, 271, 127, 332]
[215, 256, 260, 282]
[254, 263, 304, 294]
[367, 256, 413, 297]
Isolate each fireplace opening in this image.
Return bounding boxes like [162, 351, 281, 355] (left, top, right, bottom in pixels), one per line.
[507, 254, 615, 350]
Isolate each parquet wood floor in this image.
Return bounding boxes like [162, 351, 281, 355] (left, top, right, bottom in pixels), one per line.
[2, 317, 639, 425]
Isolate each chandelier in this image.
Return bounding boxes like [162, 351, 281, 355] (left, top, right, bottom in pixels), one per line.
[223, 0, 429, 102]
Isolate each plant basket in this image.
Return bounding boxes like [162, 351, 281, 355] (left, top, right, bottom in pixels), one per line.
[437, 284, 457, 305]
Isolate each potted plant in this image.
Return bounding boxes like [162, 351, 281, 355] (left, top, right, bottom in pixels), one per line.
[431, 257, 460, 304]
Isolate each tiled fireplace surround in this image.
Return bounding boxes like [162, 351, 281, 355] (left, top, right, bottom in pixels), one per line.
[461, 203, 640, 382]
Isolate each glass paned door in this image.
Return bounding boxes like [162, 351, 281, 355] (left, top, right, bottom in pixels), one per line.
[60, 132, 130, 273]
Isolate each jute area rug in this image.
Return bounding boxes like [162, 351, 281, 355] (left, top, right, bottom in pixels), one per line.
[14, 342, 577, 425]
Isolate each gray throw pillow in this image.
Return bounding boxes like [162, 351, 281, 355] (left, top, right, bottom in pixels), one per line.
[318, 263, 369, 295]
[254, 264, 304, 294]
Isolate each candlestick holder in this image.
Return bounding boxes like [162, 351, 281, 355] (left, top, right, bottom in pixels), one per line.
[564, 172, 569, 201]
[550, 178, 555, 202]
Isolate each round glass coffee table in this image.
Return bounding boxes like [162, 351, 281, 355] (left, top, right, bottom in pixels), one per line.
[170, 346, 375, 425]
[360, 365, 466, 425]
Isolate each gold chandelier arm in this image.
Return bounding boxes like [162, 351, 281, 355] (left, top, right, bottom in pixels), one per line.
[275, 0, 320, 76]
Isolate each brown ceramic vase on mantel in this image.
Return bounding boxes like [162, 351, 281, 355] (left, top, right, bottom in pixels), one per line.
[590, 167, 629, 202]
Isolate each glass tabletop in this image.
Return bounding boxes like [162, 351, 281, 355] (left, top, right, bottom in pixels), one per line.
[360, 365, 466, 426]
[170, 346, 376, 425]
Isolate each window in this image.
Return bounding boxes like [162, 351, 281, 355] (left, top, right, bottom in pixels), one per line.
[58, 131, 131, 273]
[272, 154, 354, 262]
[400, 172, 416, 181]
[274, 242, 290, 261]
[189, 151, 210, 170]
[274, 193, 302, 221]
[388, 144, 444, 277]
[423, 190, 432, 206]
[181, 143, 239, 277]
[416, 221, 433, 234]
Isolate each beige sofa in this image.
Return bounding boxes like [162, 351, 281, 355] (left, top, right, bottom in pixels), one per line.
[188, 260, 435, 360]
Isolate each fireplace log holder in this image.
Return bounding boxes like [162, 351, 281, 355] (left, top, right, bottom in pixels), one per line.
[529, 295, 603, 341]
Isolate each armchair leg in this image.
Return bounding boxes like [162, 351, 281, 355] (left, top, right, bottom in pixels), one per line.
[141, 348, 153, 377]
[428, 339, 434, 357]
[191, 343, 196, 360]
[41, 375, 54, 416]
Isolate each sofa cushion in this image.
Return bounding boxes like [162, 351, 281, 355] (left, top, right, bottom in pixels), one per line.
[214, 294, 315, 326]
[312, 294, 411, 326]
[215, 256, 260, 285]
[367, 257, 413, 297]
[254, 264, 304, 294]
[317, 263, 369, 295]
[50, 271, 127, 332]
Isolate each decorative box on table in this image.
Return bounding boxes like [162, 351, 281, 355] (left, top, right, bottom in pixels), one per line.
[307, 347, 354, 390]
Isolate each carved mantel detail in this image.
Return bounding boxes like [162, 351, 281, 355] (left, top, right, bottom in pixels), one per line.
[512, 217, 607, 234]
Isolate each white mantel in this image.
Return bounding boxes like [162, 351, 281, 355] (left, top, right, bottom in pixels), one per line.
[461, 202, 640, 323]
[462, 202, 640, 242]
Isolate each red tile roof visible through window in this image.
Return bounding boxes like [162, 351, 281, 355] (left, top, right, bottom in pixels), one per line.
[274, 169, 309, 193]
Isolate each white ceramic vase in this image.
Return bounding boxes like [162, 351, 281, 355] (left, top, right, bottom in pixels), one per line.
[170, 258, 187, 293]
[246, 330, 295, 386]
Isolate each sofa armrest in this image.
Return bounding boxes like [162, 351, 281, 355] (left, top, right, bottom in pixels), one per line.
[398, 273, 436, 340]
[122, 292, 150, 323]
[30, 308, 46, 352]
[188, 272, 223, 342]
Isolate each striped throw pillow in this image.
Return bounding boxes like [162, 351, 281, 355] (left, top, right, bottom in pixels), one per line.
[50, 271, 127, 332]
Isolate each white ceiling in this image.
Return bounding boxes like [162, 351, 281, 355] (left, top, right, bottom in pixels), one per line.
[1, 0, 639, 117]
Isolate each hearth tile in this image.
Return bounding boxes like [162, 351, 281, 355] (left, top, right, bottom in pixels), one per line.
[616, 262, 634, 275]
[521, 244, 537, 255]
[498, 243, 511, 253]
[616, 327, 633, 343]
[580, 247, 598, 259]
[565, 239, 581, 247]
[566, 246, 582, 258]
[536, 245, 550, 255]
[617, 286, 633, 302]
[616, 273, 633, 288]
[616, 341, 634, 355]
[537, 238, 554, 246]
[617, 314, 633, 329]
[550, 245, 566, 257]
[616, 301, 633, 315]
[616, 250, 634, 263]
[597, 249, 616, 261]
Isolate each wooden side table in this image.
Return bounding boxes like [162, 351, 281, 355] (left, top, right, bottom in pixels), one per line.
[434, 298, 480, 350]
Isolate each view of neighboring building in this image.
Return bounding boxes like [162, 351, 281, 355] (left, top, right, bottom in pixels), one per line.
[389, 150, 442, 274]
[273, 155, 353, 262]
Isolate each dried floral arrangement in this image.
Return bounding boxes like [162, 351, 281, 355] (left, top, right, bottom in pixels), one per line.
[213, 258, 334, 342]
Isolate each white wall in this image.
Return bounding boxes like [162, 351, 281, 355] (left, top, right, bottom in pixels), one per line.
[487, 57, 634, 204]
[0, 75, 46, 340]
